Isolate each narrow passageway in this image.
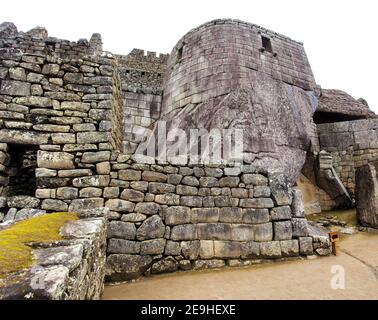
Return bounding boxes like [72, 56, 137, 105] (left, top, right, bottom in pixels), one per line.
[102, 232, 378, 300]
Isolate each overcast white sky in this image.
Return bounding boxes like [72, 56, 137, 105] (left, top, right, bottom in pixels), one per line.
[2, 0, 377, 112]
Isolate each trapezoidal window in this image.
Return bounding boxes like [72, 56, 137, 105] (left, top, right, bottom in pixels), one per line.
[261, 36, 273, 53]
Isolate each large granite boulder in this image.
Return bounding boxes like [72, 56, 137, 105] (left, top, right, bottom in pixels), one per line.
[355, 162, 378, 228]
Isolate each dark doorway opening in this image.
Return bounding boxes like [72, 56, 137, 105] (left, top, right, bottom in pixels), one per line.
[7, 144, 38, 196]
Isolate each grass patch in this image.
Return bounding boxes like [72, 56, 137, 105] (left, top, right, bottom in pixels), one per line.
[0, 212, 78, 278]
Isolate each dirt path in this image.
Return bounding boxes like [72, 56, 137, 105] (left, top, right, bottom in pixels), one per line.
[102, 232, 378, 300]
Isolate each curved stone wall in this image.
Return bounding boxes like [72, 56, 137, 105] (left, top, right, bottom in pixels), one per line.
[158, 19, 319, 183]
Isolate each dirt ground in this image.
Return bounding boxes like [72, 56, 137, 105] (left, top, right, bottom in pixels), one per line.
[102, 232, 378, 300]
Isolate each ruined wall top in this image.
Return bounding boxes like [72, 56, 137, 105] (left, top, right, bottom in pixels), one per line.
[0, 22, 103, 59]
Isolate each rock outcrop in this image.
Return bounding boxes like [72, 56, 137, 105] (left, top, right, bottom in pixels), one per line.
[355, 162, 378, 228]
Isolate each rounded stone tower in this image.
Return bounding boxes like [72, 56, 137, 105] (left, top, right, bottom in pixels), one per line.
[157, 19, 319, 183]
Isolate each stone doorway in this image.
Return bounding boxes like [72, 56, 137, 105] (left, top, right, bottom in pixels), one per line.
[6, 144, 38, 197]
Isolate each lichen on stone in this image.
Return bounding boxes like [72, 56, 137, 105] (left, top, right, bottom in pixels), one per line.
[0, 212, 78, 278]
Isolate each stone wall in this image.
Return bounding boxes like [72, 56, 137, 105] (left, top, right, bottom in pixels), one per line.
[0, 20, 332, 283]
[318, 118, 378, 199]
[104, 161, 330, 281]
[0, 22, 102, 59]
[0, 210, 107, 300]
[0, 48, 116, 220]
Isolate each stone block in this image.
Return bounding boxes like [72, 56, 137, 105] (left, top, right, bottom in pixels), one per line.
[259, 241, 282, 258]
[105, 199, 135, 212]
[213, 241, 241, 258]
[231, 224, 255, 241]
[136, 215, 166, 240]
[69, 198, 104, 212]
[240, 198, 274, 208]
[37, 151, 75, 170]
[142, 171, 167, 182]
[165, 240, 181, 256]
[176, 185, 198, 196]
[253, 223, 273, 242]
[241, 174, 268, 186]
[191, 208, 219, 223]
[134, 202, 160, 215]
[240, 241, 260, 259]
[120, 189, 144, 202]
[149, 182, 175, 194]
[197, 223, 232, 240]
[180, 196, 202, 207]
[274, 221, 293, 240]
[170, 224, 197, 241]
[219, 207, 243, 223]
[181, 240, 200, 260]
[107, 239, 140, 254]
[151, 256, 179, 274]
[107, 221, 136, 240]
[280, 240, 299, 257]
[165, 206, 191, 225]
[140, 238, 166, 255]
[270, 206, 292, 221]
[269, 173, 293, 206]
[242, 208, 270, 224]
[299, 237, 314, 255]
[72, 175, 110, 187]
[155, 193, 180, 205]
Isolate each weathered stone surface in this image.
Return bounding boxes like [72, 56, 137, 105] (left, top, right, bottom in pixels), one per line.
[241, 241, 260, 258]
[269, 173, 293, 206]
[165, 206, 191, 225]
[37, 151, 75, 170]
[136, 215, 165, 240]
[165, 240, 181, 256]
[105, 199, 135, 213]
[231, 224, 255, 241]
[107, 221, 136, 240]
[191, 208, 219, 223]
[79, 187, 103, 198]
[106, 254, 152, 281]
[155, 193, 180, 205]
[170, 224, 197, 241]
[118, 169, 141, 181]
[140, 238, 166, 255]
[270, 206, 291, 221]
[7, 196, 40, 208]
[299, 237, 314, 255]
[197, 223, 231, 240]
[151, 256, 179, 274]
[149, 182, 175, 194]
[68, 198, 104, 212]
[219, 207, 243, 223]
[241, 174, 268, 186]
[199, 177, 219, 187]
[41, 199, 68, 211]
[253, 223, 273, 242]
[73, 175, 110, 187]
[33, 244, 83, 272]
[240, 198, 274, 208]
[291, 189, 305, 218]
[120, 189, 144, 202]
[134, 202, 159, 215]
[259, 241, 282, 258]
[214, 241, 241, 258]
[58, 169, 92, 178]
[176, 185, 198, 196]
[181, 240, 200, 260]
[14, 208, 46, 221]
[291, 218, 309, 237]
[0, 80, 30, 96]
[242, 208, 270, 224]
[273, 221, 293, 240]
[142, 171, 167, 182]
[193, 259, 225, 270]
[82, 151, 110, 163]
[280, 240, 299, 257]
[107, 239, 140, 254]
[355, 162, 378, 228]
[121, 213, 147, 223]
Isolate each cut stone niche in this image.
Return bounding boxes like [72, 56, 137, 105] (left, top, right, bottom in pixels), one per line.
[6, 144, 38, 197]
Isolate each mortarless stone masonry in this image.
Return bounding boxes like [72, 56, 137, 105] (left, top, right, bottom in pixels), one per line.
[1, 18, 376, 292]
